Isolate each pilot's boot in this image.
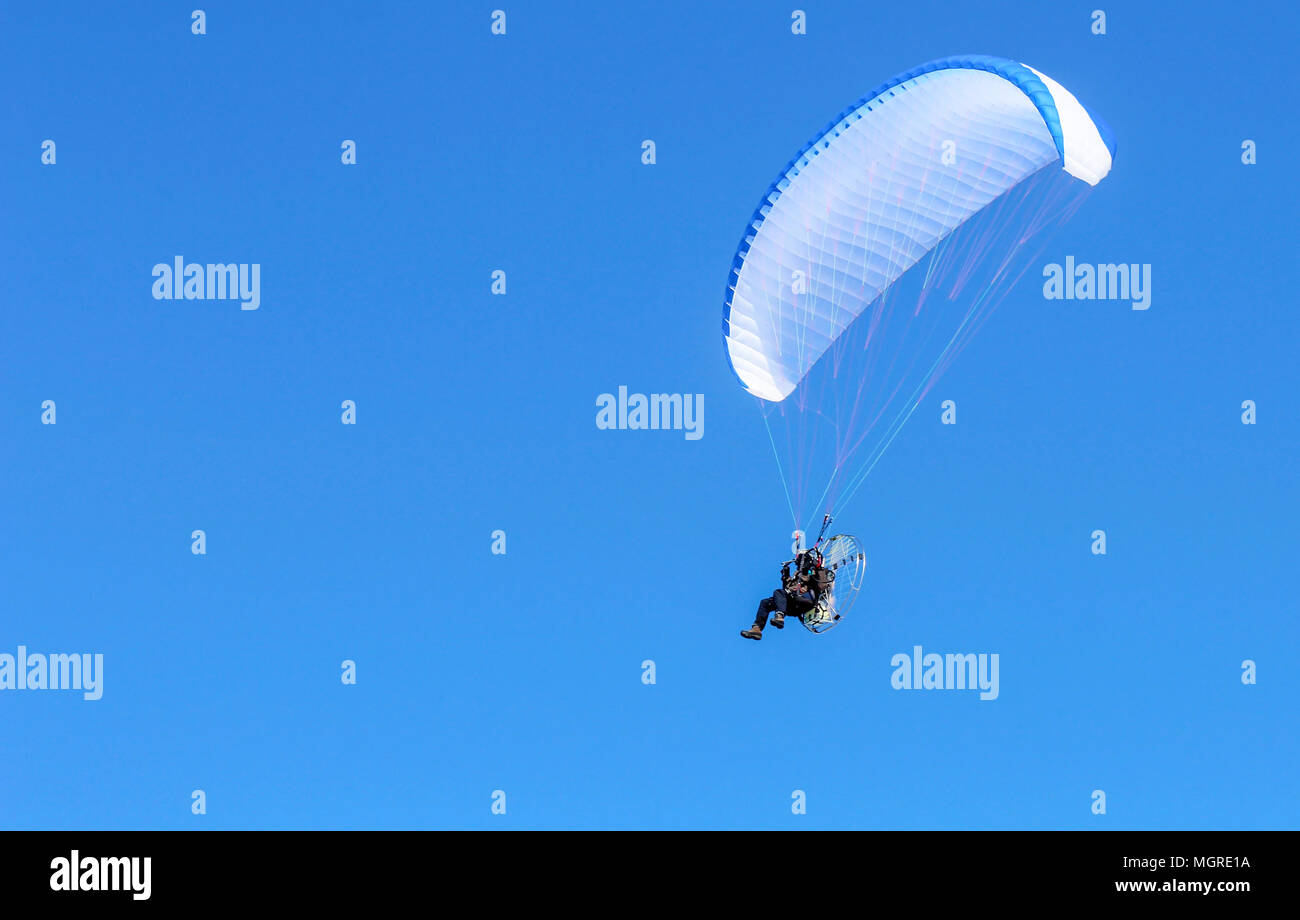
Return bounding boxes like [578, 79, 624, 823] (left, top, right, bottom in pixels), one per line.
[771, 613, 785, 629]
[740, 625, 763, 640]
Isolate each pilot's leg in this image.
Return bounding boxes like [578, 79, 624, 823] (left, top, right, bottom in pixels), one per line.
[769, 589, 787, 629]
[742, 590, 787, 640]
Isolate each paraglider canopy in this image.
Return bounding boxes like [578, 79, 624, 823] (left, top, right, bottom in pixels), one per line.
[723, 55, 1114, 529]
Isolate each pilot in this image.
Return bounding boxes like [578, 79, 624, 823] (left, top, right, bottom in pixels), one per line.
[741, 549, 822, 640]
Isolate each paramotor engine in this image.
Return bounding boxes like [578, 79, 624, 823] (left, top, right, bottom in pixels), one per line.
[800, 534, 866, 633]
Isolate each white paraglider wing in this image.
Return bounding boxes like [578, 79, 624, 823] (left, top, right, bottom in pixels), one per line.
[722, 55, 1115, 524]
[724, 55, 1114, 404]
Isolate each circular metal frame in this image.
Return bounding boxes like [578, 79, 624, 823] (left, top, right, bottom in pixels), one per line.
[800, 534, 866, 633]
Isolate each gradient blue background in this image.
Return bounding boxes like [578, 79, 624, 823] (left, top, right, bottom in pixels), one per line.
[3, 1, 1296, 829]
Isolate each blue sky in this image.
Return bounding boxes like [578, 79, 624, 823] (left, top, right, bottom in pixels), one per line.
[2, 0, 1296, 829]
